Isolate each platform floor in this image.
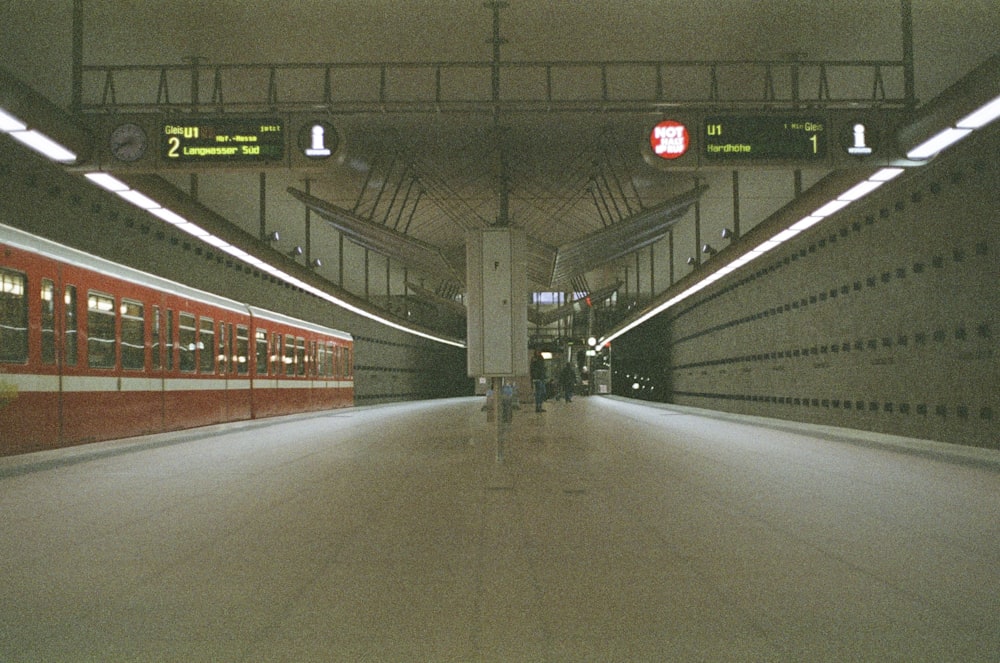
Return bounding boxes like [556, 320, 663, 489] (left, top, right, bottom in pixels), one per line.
[1, 396, 998, 661]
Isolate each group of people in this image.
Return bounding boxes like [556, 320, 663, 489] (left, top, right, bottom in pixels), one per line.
[530, 353, 578, 413]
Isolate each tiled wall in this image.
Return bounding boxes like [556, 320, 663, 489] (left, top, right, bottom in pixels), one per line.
[626, 130, 998, 448]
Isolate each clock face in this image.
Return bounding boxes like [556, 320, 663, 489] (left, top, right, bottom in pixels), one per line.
[109, 123, 147, 162]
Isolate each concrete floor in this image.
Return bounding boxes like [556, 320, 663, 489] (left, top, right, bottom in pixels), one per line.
[1, 396, 998, 662]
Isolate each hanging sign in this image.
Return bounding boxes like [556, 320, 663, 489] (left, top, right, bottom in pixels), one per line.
[161, 118, 284, 162]
[650, 120, 691, 160]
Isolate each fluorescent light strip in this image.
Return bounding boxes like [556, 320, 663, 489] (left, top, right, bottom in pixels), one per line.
[84, 172, 130, 192]
[870, 167, 905, 182]
[81, 171, 465, 349]
[117, 189, 161, 209]
[148, 207, 189, 225]
[598, 166, 914, 350]
[956, 93, 1000, 129]
[789, 215, 824, 231]
[7, 129, 78, 163]
[1, 107, 78, 163]
[176, 222, 210, 237]
[906, 127, 972, 159]
[811, 198, 852, 217]
[837, 180, 884, 201]
[908, 94, 1000, 159]
[0, 109, 28, 132]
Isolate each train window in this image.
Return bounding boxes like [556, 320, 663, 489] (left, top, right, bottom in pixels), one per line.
[344, 346, 353, 378]
[317, 342, 326, 377]
[326, 343, 335, 377]
[0, 268, 27, 364]
[255, 328, 268, 375]
[151, 306, 161, 371]
[179, 312, 196, 372]
[226, 323, 236, 375]
[41, 279, 55, 365]
[284, 334, 295, 376]
[296, 337, 306, 376]
[199, 317, 214, 373]
[216, 321, 227, 375]
[271, 332, 281, 375]
[236, 325, 249, 375]
[120, 299, 145, 370]
[166, 309, 175, 370]
[64, 285, 77, 366]
[86, 291, 116, 369]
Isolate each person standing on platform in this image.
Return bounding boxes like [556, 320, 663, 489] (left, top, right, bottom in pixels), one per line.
[530, 352, 547, 412]
[559, 362, 576, 403]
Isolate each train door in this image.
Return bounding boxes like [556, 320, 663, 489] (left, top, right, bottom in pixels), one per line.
[0, 258, 61, 451]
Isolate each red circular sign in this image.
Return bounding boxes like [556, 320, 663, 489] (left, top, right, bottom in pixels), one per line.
[650, 120, 690, 159]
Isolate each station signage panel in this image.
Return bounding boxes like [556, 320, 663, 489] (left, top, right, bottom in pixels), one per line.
[160, 118, 285, 162]
[703, 115, 827, 161]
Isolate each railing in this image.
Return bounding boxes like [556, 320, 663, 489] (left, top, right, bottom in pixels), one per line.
[80, 58, 911, 114]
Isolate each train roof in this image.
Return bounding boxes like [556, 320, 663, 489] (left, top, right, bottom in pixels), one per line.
[0, 222, 352, 342]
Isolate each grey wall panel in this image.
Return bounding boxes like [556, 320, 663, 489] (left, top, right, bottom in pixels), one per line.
[620, 129, 998, 448]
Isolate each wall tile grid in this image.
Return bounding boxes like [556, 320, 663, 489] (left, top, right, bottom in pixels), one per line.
[665, 143, 998, 448]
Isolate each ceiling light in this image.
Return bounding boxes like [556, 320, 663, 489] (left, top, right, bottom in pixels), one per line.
[955, 93, 1000, 129]
[148, 207, 189, 225]
[0, 109, 28, 132]
[116, 189, 162, 210]
[770, 229, 800, 243]
[811, 199, 851, 217]
[202, 236, 232, 249]
[751, 240, 780, 254]
[869, 167, 905, 182]
[906, 127, 972, 160]
[7, 129, 77, 163]
[175, 222, 211, 237]
[789, 216, 824, 231]
[84, 172, 130, 192]
[837, 180, 884, 202]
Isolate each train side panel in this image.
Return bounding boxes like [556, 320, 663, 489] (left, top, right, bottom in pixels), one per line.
[1, 242, 70, 451]
[0, 227, 354, 456]
[57, 260, 168, 445]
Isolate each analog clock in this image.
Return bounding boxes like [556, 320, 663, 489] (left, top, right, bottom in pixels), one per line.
[109, 123, 147, 162]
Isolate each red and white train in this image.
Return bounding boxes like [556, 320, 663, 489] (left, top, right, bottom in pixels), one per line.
[0, 223, 353, 455]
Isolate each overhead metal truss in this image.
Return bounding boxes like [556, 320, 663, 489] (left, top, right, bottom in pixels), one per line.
[550, 184, 707, 286]
[287, 186, 466, 285]
[79, 58, 912, 115]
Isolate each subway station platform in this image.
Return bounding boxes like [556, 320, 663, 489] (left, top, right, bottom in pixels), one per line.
[2, 396, 998, 661]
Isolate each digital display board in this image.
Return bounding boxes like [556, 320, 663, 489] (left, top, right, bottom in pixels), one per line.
[703, 116, 827, 161]
[161, 119, 284, 162]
